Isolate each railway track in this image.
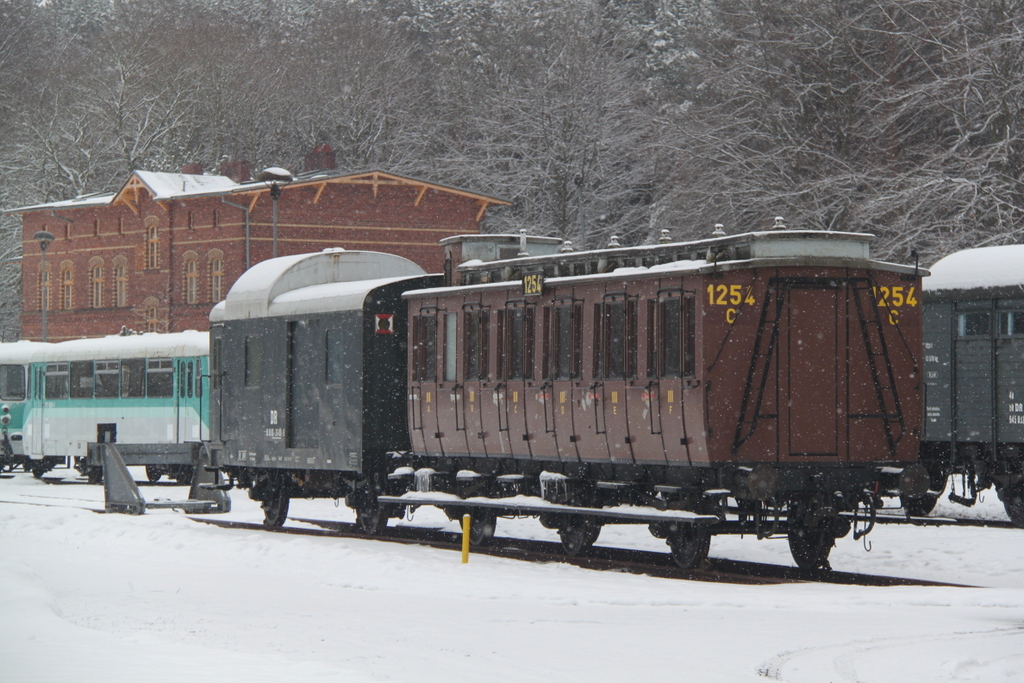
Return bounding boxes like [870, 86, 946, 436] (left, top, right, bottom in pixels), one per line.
[188, 516, 972, 588]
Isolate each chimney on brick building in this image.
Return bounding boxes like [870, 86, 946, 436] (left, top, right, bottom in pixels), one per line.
[304, 144, 337, 172]
[181, 163, 204, 175]
[219, 159, 252, 183]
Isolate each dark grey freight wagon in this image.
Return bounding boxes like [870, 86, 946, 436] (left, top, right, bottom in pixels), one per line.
[921, 244, 1024, 524]
[208, 249, 440, 528]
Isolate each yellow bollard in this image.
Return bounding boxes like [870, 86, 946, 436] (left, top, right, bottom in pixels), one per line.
[461, 514, 471, 564]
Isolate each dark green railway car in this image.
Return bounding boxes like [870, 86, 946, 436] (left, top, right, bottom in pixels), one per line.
[208, 249, 439, 528]
[921, 245, 1024, 525]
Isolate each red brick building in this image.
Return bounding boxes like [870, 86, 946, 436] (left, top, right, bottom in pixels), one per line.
[10, 163, 507, 341]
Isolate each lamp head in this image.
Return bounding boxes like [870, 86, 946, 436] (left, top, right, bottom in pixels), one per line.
[33, 230, 55, 251]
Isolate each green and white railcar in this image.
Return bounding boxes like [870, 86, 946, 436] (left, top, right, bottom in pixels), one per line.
[23, 331, 210, 478]
[0, 340, 52, 473]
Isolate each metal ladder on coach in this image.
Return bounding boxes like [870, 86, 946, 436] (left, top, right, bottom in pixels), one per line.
[850, 278, 906, 458]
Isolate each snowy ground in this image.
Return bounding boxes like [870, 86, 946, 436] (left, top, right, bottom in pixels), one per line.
[2, 466, 1022, 683]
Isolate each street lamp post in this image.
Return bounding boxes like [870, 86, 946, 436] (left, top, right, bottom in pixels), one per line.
[33, 230, 55, 341]
[257, 167, 293, 259]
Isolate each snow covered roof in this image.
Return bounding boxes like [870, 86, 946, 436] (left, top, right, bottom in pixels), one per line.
[2, 192, 115, 214]
[0, 340, 52, 365]
[5, 168, 509, 215]
[130, 171, 239, 200]
[29, 331, 209, 363]
[924, 245, 1024, 294]
[214, 249, 427, 321]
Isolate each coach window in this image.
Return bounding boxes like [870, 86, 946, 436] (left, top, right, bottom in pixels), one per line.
[94, 361, 119, 398]
[411, 312, 437, 382]
[45, 362, 69, 400]
[999, 311, 1024, 336]
[958, 311, 990, 337]
[70, 361, 94, 399]
[463, 307, 489, 381]
[245, 336, 263, 387]
[0, 365, 26, 401]
[444, 312, 458, 382]
[550, 302, 582, 380]
[187, 361, 194, 398]
[120, 359, 146, 398]
[502, 304, 535, 380]
[326, 328, 357, 386]
[596, 296, 637, 380]
[210, 339, 222, 391]
[147, 359, 174, 397]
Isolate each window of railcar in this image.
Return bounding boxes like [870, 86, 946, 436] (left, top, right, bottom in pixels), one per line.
[45, 362, 69, 400]
[551, 303, 582, 380]
[187, 361, 194, 398]
[503, 304, 535, 380]
[147, 359, 174, 397]
[94, 361, 119, 398]
[244, 336, 263, 387]
[649, 297, 682, 378]
[326, 329, 359, 387]
[210, 339, 222, 391]
[120, 359, 145, 398]
[999, 311, 1024, 336]
[958, 312, 991, 337]
[411, 312, 437, 382]
[598, 297, 637, 380]
[463, 307, 489, 381]
[0, 365, 26, 401]
[444, 312, 458, 383]
[70, 361, 94, 398]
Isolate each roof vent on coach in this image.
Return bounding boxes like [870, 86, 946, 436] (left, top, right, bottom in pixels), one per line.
[712, 223, 727, 237]
[772, 216, 787, 230]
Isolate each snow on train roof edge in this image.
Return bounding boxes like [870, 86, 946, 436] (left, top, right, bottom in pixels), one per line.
[29, 331, 209, 363]
[924, 245, 1024, 292]
[217, 250, 426, 321]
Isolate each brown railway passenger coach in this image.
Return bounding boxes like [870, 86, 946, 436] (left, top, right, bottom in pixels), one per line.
[401, 226, 928, 569]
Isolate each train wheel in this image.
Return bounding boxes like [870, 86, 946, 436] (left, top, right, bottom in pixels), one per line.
[788, 524, 834, 570]
[30, 463, 51, 479]
[1000, 483, 1024, 528]
[468, 510, 496, 546]
[261, 487, 290, 527]
[356, 503, 389, 535]
[667, 526, 711, 569]
[558, 515, 601, 556]
[86, 468, 103, 485]
[146, 466, 162, 483]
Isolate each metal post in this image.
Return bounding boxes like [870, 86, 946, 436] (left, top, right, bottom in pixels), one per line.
[461, 514, 471, 563]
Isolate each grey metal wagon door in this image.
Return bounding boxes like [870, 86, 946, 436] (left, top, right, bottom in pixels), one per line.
[287, 319, 321, 449]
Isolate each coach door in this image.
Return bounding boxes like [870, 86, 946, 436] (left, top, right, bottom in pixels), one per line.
[437, 310, 470, 458]
[546, 299, 582, 462]
[286, 319, 321, 449]
[783, 284, 841, 459]
[462, 304, 490, 458]
[594, 294, 636, 464]
[498, 302, 535, 459]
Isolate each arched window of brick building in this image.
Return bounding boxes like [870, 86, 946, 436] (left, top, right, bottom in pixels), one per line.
[38, 267, 51, 312]
[113, 256, 129, 307]
[89, 258, 104, 308]
[145, 216, 159, 270]
[60, 261, 74, 310]
[183, 251, 199, 304]
[143, 297, 160, 333]
[208, 249, 225, 302]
